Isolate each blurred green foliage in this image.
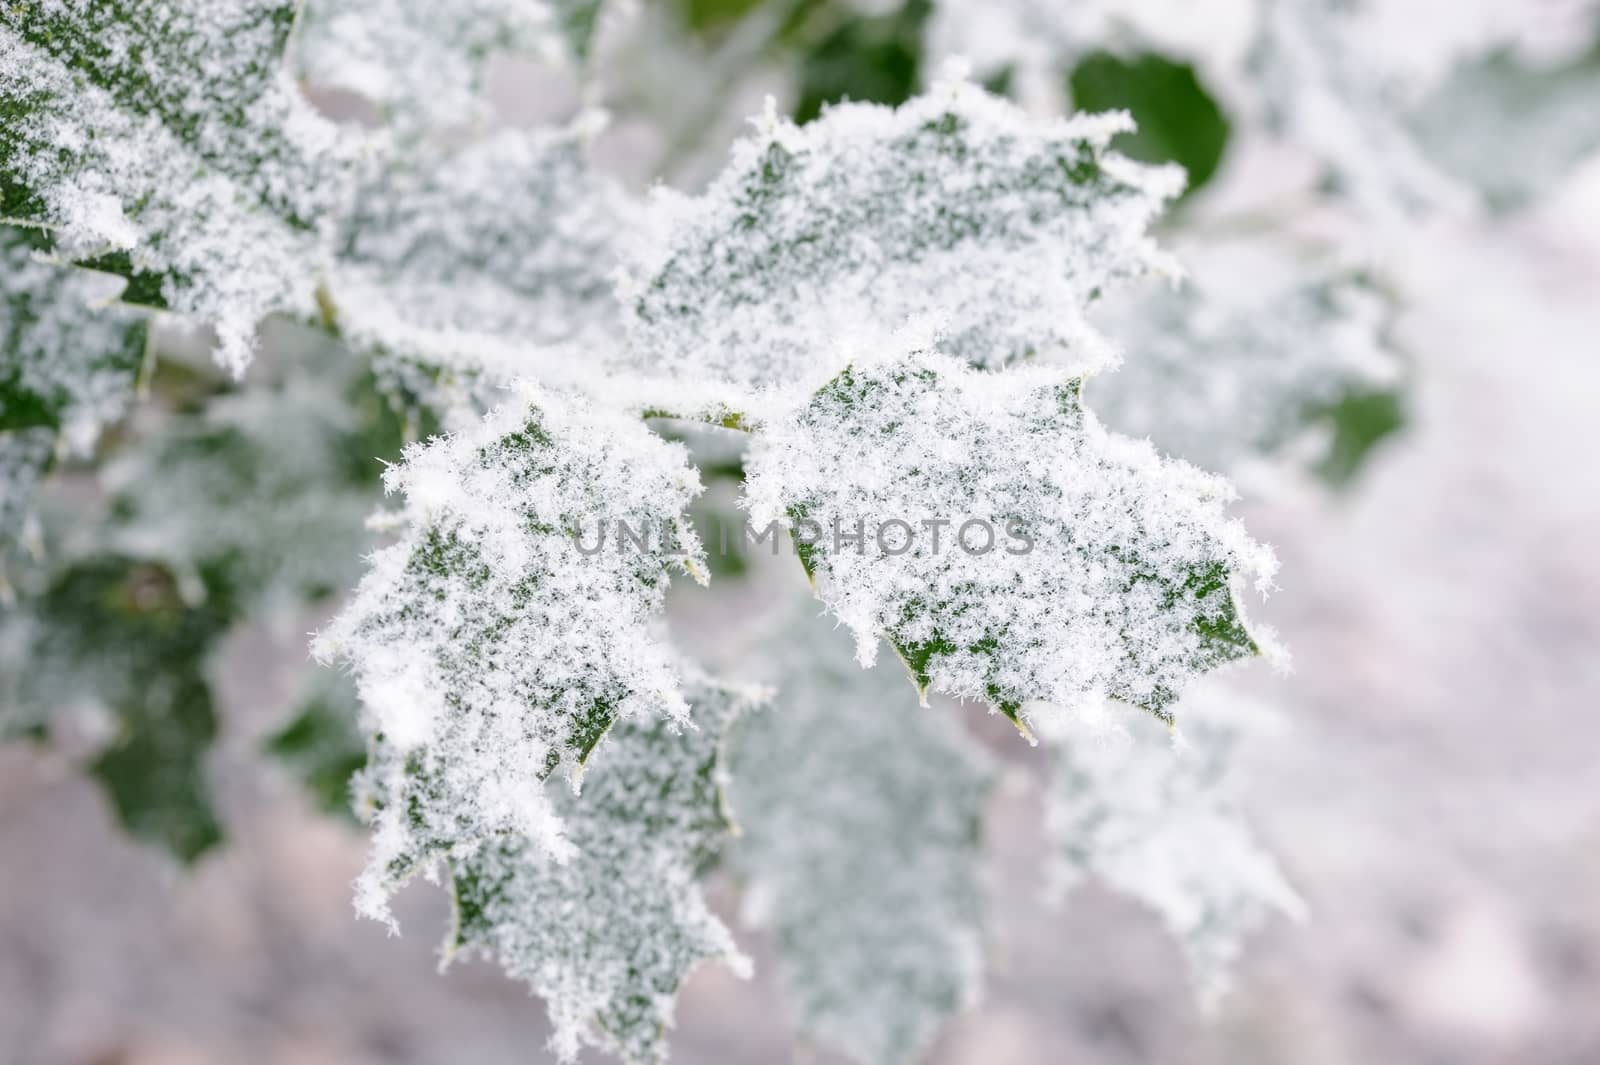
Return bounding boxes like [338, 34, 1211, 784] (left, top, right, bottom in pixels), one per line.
[1069, 51, 1231, 196]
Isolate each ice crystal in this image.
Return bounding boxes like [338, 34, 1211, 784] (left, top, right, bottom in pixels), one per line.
[743, 339, 1279, 731]
[313, 384, 708, 923]
[729, 602, 993, 1065]
[0, 0, 353, 373]
[1043, 683, 1306, 1003]
[621, 74, 1182, 402]
[446, 672, 763, 1064]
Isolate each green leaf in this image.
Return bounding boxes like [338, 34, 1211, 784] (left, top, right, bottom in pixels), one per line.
[2, 224, 149, 550]
[792, 0, 930, 125]
[1068, 51, 1231, 197]
[1310, 386, 1405, 488]
[446, 673, 765, 1064]
[1411, 44, 1600, 212]
[328, 127, 635, 426]
[264, 674, 368, 820]
[1088, 252, 1407, 486]
[621, 74, 1182, 401]
[728, 602, 993, 1065]
[672, 0, 767, 34]
[297, 0, 575, 135]
[1, 556, 236, 861]
[314, 386, 710, 925]
[548, 0, 608, 63]
[1043, 686, 1305, 1003]
[102, 331, 398, 612]
[1, 0, 354, 372]
[743, 342, 1279, 730]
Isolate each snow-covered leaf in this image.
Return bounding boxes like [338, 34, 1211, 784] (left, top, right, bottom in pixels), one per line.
[298, 0, 567, 135]
[546, 0, 610, 63]
[729, 602, 993, 1065]
[102, 334, 402, 615]
[1253, 0, 1469, 221]
[621, 73, 1181, 401]
[0, 429, 53, 559]
[0, 556, 232, 861]
[313, 385, 708, 923]
[1043, 685, 1305, 1003]
[0, 0, 353, 373]
[329, 127, 635, 425]
[1089, 243, 1405, 486]
[2, 225, 149, 548]
[1412, 43, 1600, 212]
[743, 340, 1279, 731]
[264, 671, 367, 820]
[444, 672, 761, 1064]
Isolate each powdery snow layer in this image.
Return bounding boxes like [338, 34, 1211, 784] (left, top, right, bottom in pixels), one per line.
[743, 340, 1280, 730]
[314, 383, 707, 924]
[0, 0, 353, 373]
[620, 74, 1182, 403]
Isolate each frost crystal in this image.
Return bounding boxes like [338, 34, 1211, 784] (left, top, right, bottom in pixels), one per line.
[298, 0, 565, 135]
[1089, 242, 1403, 483]
[447, 673, 763, 1064]
[330, 128, 635, 422]
[1043, 685, 1306, 1002]
[743, 340, 1279, 730]
[621, 75, 1182, 401]
[729, 604, 993, 1065]
[0, 0, 353, 373]
[314, 385, 708, 922]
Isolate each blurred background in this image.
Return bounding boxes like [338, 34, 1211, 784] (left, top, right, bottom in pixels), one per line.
[4, 1, 1600, 1063]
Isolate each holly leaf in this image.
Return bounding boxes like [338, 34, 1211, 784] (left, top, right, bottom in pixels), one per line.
[1068, 51, 1231, 197]
[1, 0, 354, 373]
[445, 672, 764, 1064]
[264, 671, 368, 820]
[1089, 241, 1406, 486]
[547, 0, 610, 63]
[1, 556, 235, 862]
[102, 331, 402, 614]
[621, 72, 1181, 402]
[1042, 684, 1305, 1002]
[743, 340, 1280, 731]
[1253, 1, 1467, 220]
[792, 0, 931, 124]
[728, 602, 993, 1065]
[2, 224, 149, 552]
[313, 385, 709, 924]
[328, 126, 636, 425]
[1411, 44, 1600, 212]
[298, 0, 580, 136]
